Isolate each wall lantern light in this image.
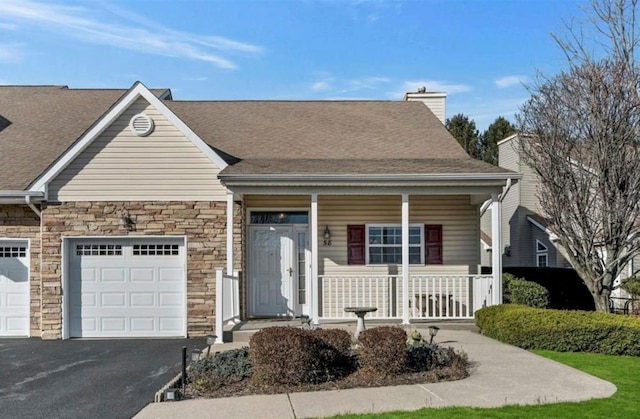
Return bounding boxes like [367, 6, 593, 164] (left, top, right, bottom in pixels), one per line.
[120, 211, 135, 231]
[323, 226, 331, 240]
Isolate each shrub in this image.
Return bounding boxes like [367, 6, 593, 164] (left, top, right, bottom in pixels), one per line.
[509, 279, 550, 308]
[502, 273, 519, 303]
[621, 276, 640, 297]
[503, 267, 595, 311]
[189, 347, 251, 391]
[314, 328, 352, 354]
[476, 304, 640, 356]
[249, 327, 345, 385]
[357, 326, 407, 375]
[406, 340, 469, 373]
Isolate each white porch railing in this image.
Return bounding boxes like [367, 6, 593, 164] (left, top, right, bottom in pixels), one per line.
[319, 275, 400, 319]
[319, 274, 493, 320]
[215, 268, 240, 343]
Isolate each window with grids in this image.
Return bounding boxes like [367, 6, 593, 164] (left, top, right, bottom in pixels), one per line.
[536, 240, 548, 267]
[366, 225, 423, 264]
[0, 246, 27, 258]
[76, 244, 122, 256]
[133, 244, 179, 256]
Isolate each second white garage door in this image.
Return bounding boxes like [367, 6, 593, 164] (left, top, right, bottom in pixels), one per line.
[68, 237, 186, 338]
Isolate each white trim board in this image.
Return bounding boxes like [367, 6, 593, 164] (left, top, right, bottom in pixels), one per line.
[527, 215, 558, 241]
[29, 81, 228, 192]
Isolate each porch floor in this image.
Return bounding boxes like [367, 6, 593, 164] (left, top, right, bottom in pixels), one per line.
[222, 317, 477, 343]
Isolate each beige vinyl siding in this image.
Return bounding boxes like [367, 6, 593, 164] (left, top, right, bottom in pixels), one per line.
[318, 195, 479, 275]
[49, 97, 226, 202]
[405, 95, 446, 124]
[244, 195, 311, 209]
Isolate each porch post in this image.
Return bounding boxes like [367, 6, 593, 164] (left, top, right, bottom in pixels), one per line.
[311, 193, 320, 324]
[226, 190, 234, 276]
[402, 193, 410, 324]
[491, 193, 502, 305]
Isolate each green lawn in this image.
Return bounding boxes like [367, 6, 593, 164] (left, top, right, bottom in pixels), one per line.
[334, 351, 640, 418]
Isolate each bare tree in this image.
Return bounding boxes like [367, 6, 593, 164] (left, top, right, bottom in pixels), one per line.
[518, 0, 640, 312]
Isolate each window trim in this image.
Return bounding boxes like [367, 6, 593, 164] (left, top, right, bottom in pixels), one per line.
[365, 223, 424, 265]
[536, 240, 548, 267]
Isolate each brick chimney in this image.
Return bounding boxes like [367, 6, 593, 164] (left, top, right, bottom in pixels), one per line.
[403, 87, 446, 124]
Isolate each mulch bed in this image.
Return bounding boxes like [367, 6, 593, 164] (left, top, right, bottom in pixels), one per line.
[185, 364, 472, 399]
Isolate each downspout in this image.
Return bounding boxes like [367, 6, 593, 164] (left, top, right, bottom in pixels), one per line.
[479, 178, 513, 218]
[25, 195, 41, 218]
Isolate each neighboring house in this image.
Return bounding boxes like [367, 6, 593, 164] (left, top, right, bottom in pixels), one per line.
[481, 133, 637, 303]
[481, 134, 571, 269]
[0, 83, 519, 340]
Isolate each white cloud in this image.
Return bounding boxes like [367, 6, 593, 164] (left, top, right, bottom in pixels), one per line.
[0, 43, 23, 63]
[182, 76, 208, 82]
[310, 73, 390, 94]
[311, 80, 332, 91]
[494, 75, 528, 88]
[0, 0, 263, 70]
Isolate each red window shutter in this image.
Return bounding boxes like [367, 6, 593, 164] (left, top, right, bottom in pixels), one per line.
[347, 225, 366, 265]
[425, 224, 443, 264]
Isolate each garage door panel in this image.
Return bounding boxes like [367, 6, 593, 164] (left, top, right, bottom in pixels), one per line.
[159, 317, 183, 332]
[69, 238, 185, 338]
[130, 268, 154, 282]
[0, 241, 29, 336]
[101, 268, 126, 282]
[159, 292, 183, 307]
[5, 316, 28, 333]
[79, 268, 97, 282]
[101, 293, 126, 307]
[159, 268, 182, 282]
[6, 292, 28, 307]
[131, 318, 155, 332]
[101, 317, 126, 332]
[130, 293, 155, 307]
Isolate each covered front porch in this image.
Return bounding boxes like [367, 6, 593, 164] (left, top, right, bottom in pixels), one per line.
[215, 187, 507, 342]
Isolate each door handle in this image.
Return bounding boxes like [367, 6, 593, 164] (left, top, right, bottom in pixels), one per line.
[287, 267, 294, 276]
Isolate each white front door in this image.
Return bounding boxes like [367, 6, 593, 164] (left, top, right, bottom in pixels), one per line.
[68, 237, 186, 338]
[250, 226, 294, 317]
[0, 241, 29, 336]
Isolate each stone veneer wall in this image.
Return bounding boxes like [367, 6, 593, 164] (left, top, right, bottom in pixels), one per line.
[40, 201, 242, 340]
[0, 205, 41, 336]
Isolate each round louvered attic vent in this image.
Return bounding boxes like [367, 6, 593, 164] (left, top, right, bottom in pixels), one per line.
[129, 113, 154, 136]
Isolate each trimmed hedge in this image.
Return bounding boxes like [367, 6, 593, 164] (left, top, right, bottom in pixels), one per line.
[509, 278, 549, 308]
[357, 326, 407, 375]
[476, 304, 640, 356]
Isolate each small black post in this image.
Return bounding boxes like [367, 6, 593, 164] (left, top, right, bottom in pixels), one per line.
[181, 346, 187, 393]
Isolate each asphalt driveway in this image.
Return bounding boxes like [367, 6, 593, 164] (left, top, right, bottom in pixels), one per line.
[0, 338, 205, 419]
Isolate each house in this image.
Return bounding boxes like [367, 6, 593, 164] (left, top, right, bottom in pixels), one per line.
[480, 134, 571, 269]
[0, 82, 519, 340]
[481, 133, 638, 304]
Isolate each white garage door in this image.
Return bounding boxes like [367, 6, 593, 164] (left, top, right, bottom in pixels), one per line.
[0, 240, 29, 336]
[69, 238, 186, 338]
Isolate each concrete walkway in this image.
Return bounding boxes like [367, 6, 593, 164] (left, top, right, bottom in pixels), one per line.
[134, 330, 616, 418]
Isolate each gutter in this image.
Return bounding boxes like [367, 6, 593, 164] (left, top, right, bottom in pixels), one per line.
[0, 191, 45, 218]
[219, 172, 522, 183]
[479, 177, 515, 218]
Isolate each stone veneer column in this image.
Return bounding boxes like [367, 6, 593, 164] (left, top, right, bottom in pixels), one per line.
[0, 205, 41, 336]
[40, 201, 240, 340]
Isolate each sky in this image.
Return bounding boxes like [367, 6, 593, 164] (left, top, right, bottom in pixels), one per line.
[0, 0, 588, 130]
